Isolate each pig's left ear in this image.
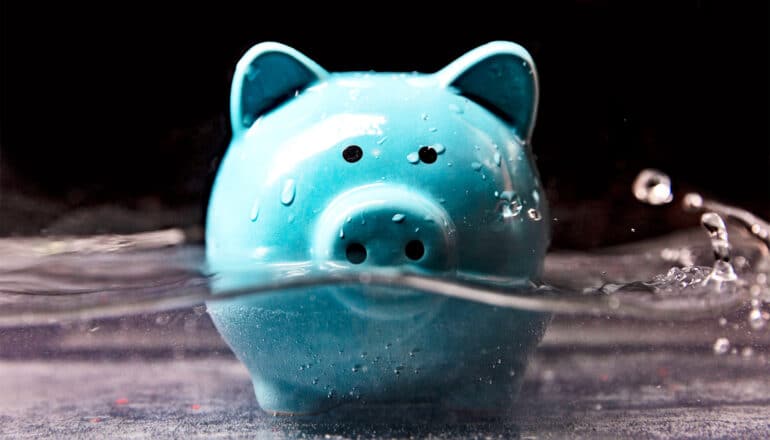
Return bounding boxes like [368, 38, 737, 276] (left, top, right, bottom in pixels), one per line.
[230, 42, 328, 135]
[437, 41, 539, 140]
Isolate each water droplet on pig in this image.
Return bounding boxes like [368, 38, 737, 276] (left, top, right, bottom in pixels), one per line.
[407, 152, 419, 164]
[420, 113, 429, 121]
[493, 152, 501, 166]
[471, 162, 483, 171]
[249, 199, 260, 222]
[713, 337, 730, 355]
[351, 364, 361, 372]
[633, 169, 673, 205]
[377, 136, 388, 145]
[527, 208, 542, 221]
[339, 228, 345, 239]
[433, 143, 446, 154]
[392, 213, 406, 223]
[428, 127, 438, 133]
[281, 179, 296, 206]
[448, 103, 463, 114]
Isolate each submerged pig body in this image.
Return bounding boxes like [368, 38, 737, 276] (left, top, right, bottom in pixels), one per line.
[206, 42, 550, 414]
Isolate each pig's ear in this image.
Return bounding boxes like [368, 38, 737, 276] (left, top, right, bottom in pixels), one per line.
[436, 41, 539, 140]
[230, 42, 328, 135]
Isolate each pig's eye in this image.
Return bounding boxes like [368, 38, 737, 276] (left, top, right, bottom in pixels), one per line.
[342, 145, 363, 163]
[418, 146, 437, 164]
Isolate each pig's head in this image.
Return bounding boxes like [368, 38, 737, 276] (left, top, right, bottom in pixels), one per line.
[207, 42, 549, 290]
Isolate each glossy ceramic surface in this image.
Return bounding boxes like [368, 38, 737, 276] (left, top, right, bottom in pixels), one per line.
[206, 41, 550, 414]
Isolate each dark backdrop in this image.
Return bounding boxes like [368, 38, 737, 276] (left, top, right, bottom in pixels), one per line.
[1, 1, 768, 248]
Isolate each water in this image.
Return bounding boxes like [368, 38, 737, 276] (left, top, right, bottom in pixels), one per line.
[2, 174, 770, 438]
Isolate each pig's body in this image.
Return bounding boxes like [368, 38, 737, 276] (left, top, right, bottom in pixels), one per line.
[207, 42, 550, 414]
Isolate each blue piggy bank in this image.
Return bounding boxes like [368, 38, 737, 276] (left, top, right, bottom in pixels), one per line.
[206, 41, 550, 415]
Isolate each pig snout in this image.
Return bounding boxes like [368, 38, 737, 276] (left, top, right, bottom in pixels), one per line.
[312, 184, 457, 272]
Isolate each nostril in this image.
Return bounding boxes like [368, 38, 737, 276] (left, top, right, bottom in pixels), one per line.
[346, 243, 367, 264]
[418, 146, 438, 164]
[405, 240, 425, 261]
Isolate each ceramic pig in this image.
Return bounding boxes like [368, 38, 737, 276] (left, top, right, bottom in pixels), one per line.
[206, 41, 550, 415]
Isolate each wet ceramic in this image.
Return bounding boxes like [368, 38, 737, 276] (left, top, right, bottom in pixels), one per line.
[206, 41, 550, 414]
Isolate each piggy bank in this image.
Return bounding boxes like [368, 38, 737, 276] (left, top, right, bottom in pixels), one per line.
[206, 41, 550, 415]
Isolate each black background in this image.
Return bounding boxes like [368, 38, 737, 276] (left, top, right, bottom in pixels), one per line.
[1, 1, 768, 248]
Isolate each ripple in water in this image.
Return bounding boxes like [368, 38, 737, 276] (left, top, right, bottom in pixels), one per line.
[0, 171, 767, 336]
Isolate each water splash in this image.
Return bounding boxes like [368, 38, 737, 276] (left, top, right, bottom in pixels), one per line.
[700, 212, 737, 286]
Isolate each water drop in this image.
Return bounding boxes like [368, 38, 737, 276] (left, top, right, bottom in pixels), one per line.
[339, 228, 345, 239]
[448, 103, 463, 114]
[407, 152, 419, 164]
[281, 179, 296, 206]
[749, 308, 767, 330]
[713, 337, 730, 355]
[432, 143, 446, 154]
[420, 113, 429, 120]
[632, 169, 673, 205]
[471, 162, 482, 171]
[392, 213, 405, 223]
[741, 347, 754, 357]
[527, 208, 542, 221]
[428, 127, 438, 132]
[249, 199, 260, 222]
[352, 364, 362, 373]
[377, 136, 388, 145]
[683, 192, 703, 211]
[493, 152, 501, 167]
[155, 314, 170, 325]
[312, 378, 318, 385]
[499, 191, 523, 220]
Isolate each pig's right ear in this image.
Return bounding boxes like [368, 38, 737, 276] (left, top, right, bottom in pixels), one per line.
[230, 42, 328, 135]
